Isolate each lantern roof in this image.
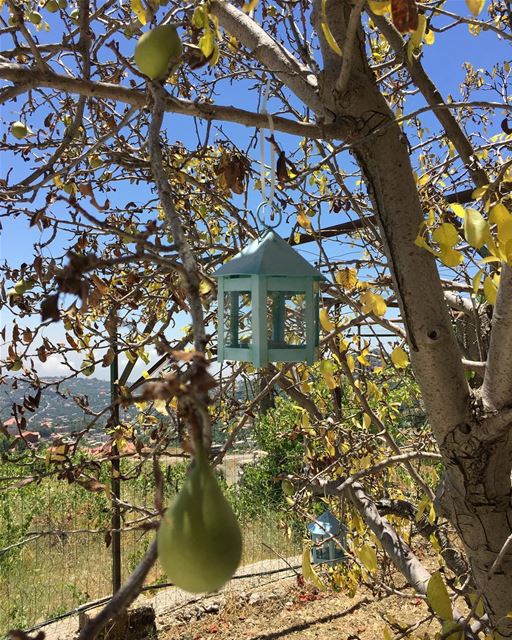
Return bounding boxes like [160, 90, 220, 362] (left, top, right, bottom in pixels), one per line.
[307, 510, 345, 536]
[214, 230, 325, 280]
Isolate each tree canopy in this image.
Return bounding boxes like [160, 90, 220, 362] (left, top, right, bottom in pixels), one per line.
[1, 0, 512, 638]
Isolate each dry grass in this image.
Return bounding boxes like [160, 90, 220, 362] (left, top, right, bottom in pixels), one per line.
[161, 579, 439, 640]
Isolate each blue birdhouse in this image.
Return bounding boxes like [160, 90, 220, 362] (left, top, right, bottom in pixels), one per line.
[214, 229, 326, 367]
[307, 510, 347, 565]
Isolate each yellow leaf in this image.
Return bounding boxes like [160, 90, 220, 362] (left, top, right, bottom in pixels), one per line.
[449, 203, 466, 218]
[472, 269, 484, 295]
[319, 359, 338, 389]
[192, 5, 206, 28]
[209, 42, 220, 67]
[469, 593, 485, 619]
[336, 267, 358, 291]
[424, 29, 435, 45]
[199, 279, 213, 295]
[489, 203, 511, 226]
[199, 30, 215, 58]
[415, 235, 437, 255]
[358, 544, 378, 572]
[465, 0, 486, 16]
[391, 346, 409, 368]
[320, 308, 335, 332]
[130, 0, 147, 24]
[472, 184, 490, 200]
[363, 413, 372, 429]
[242, 0, 259, 13]
[346, 354, 355, 373]
[302, 546, 326, 590]
[410, 15, 427, 47]
[427, 571, 453, 621]
[464, 207, 488, 249]
[432, 223, 458, 247]
[297, 210, 312, 231]
[53, 174, 64, 189]
[357, 348, 371, 366]
[383, 625, 394, 640]
[368, 0, 390, 15]
[496, 217, 512, 246]
[439, 247, 463, 267]
[360, 291, 387, 317]
[321, 0, 342, 55]
[154, 399, 168, 415]
[483, 276, 497, 305]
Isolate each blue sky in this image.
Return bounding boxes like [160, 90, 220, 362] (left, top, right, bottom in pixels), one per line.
[0, 0, 507, 380]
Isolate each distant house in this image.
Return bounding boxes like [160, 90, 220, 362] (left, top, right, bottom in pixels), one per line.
[3, 421, 41, 446]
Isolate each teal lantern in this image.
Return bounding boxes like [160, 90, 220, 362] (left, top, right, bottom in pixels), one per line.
[214, 219, 325, 367]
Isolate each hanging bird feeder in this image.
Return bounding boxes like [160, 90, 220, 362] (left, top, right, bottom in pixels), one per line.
[214, 206, 326, 367]
[308, 510, 348, 565]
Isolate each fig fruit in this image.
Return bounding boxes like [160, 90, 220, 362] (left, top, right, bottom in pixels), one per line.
[157, 443, 242, 593]
[134, 24, 182, 80]
[11, 121, 31, 139]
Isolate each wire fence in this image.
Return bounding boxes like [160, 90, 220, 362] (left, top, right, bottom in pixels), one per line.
[0, 444, 302, 637]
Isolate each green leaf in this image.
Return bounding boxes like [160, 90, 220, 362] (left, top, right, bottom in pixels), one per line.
[427, 571, 453, 621]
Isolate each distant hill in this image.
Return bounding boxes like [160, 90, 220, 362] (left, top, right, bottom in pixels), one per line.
[0, 377, 115, 441]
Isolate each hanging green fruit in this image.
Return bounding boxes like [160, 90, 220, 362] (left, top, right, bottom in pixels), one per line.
[134, 24, 183, 80]
[11, 121, 32, 139]
[157, 442, 242, 593]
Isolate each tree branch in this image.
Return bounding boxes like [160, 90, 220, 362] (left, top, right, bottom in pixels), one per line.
[0, 63, 337, 139]
[370, 10, 489, 188]
[77, 540, 157, 640]
[210, 0, 328, 119]
[336, 0, 366, 95]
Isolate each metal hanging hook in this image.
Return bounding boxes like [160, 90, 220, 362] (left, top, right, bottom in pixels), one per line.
[256, 201, 282, 230]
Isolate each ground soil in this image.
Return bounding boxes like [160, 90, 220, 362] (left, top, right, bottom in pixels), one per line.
[160, 578, 438, 640]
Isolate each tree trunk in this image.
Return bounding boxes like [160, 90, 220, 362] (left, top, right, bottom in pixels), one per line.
[312, 1, 512, 633]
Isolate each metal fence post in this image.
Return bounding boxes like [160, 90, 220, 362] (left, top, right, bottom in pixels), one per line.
[110, 316, 122, 594]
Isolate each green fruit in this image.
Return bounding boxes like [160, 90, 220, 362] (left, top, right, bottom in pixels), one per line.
[134, 24, 183, 80]
[11, 121, 30, 139]
[69, 8, 79, 23]
[28, 10, 42, 24]
[45, 0, 59, 13]
[157, 443, 242, 593]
